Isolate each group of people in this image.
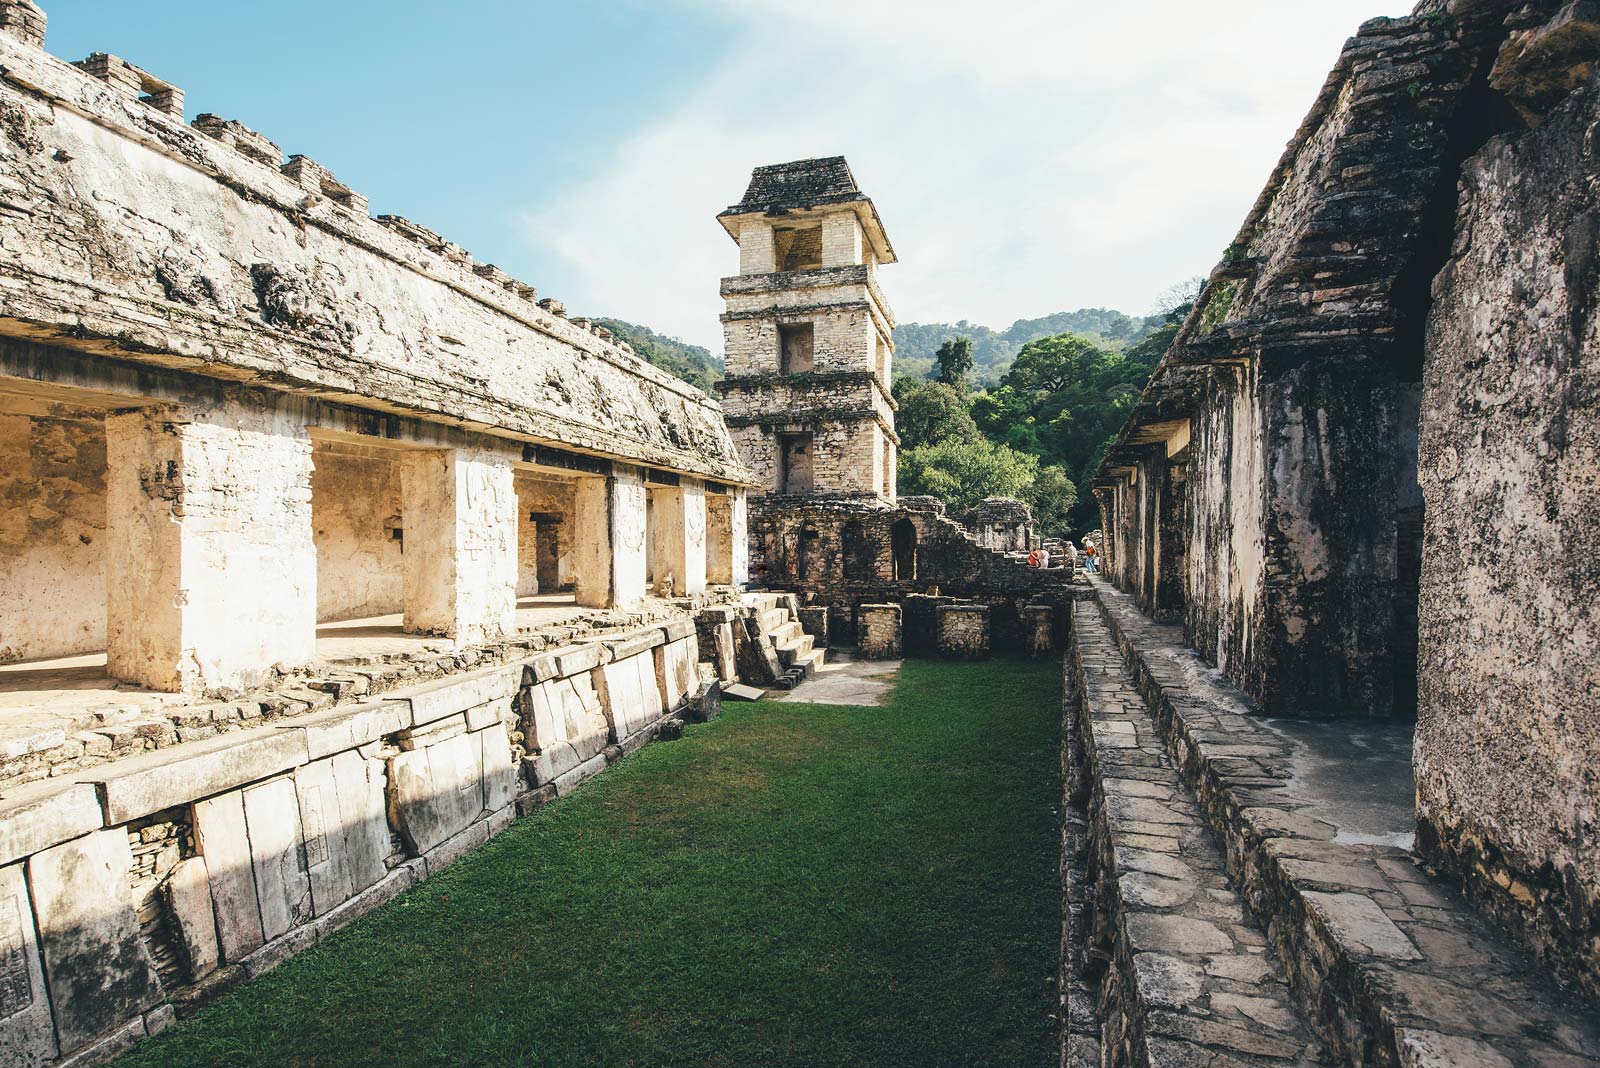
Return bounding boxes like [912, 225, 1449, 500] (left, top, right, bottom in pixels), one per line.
[1024, 537, 1100, 573]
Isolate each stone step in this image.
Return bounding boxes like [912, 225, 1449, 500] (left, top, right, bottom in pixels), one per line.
[760, 607, 791, 633]
[775, 634, 814, 668]
[739, 592, 784, 613]
[792, 649, 825, 679]
[1088, 582, 1600, 1068]
[1067, 601, 1330, 1068]
[769, 620, 803, 648]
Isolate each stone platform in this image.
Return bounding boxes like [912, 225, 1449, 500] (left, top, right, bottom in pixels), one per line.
[1080, 579, 1600, 1068]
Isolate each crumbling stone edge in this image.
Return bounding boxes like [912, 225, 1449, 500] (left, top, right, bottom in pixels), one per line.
[1089, 582, 1600, 1068]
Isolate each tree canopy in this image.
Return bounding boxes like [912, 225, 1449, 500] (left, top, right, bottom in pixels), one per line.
[934, 336, 974, 390]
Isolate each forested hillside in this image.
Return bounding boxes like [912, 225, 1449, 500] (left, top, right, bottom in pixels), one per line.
[597, 318, 723, 393]
[895, 300, 1188, 537]
[893, 307, 1168, 384]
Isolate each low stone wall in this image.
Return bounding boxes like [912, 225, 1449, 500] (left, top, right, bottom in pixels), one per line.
[935, 604, 990, 660]
[0, 614, 713, 1066]
[856, 604, 901, 660]
[1067, 600, 1323, 1068]
[1090, 581, 1600, 1067]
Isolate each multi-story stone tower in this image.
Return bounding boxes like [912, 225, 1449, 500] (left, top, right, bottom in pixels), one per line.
[715, 157, 898, 503]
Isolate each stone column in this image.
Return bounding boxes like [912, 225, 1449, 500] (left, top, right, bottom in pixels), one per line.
[647, 478, 707, 597]
[572, 465, 647, 609]
[399, 446, 517, 644]
[729, 488, 749, 586]
[105, 401, 315, 692]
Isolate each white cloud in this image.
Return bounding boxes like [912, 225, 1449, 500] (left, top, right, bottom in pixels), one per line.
[522, 0, 1416, 353]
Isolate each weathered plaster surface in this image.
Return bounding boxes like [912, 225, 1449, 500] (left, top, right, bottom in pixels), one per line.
[0, 35, 750, 484]
[1416, 74, 1600, 997]
[105, 399, 316, 692]
[0, 412, 105, 661]
[311, 444, 402, 622]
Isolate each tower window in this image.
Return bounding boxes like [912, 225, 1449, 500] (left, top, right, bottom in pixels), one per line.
[774, 226, 822, 271]
[779, 323, 815, 375]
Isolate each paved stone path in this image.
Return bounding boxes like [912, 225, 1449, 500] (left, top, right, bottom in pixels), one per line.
[769, 650, 898, 706]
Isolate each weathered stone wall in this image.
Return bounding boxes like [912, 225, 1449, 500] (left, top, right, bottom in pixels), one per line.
[856, 603, 901, 659]
[515, 475, 577, 592]
[0, 412, 106, 662]
[748, 497, 1074, 649]
[106, 397, 317, 693]
[0, 611, 711, 1064]
[1416, 69, 1600, 1000]
[935, 604, 990, 659]
[311, 444, 403, 622]
[0, 30, 749, 485]
[1098, 3, 1522, 719]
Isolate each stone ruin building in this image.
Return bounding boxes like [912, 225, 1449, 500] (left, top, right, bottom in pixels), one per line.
[0, 0, 1593, 1065]
[1071, 1, 1600, 1066]
[716, 158, 1070, 658]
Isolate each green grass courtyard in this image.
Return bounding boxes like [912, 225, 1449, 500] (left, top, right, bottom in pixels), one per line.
[119, 657, 1062, 1068]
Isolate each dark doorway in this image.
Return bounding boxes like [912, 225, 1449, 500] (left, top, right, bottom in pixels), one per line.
[779, 433, 814, 495]
[891, 518, 917, 581]
[841, 521, 872, 581]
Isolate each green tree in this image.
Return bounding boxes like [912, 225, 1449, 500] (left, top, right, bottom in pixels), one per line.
[934, 336, 975, 391]
[898, 438, 1040, 513]
[896, 381, 980, 451]
[1024, 465, 1078, 539]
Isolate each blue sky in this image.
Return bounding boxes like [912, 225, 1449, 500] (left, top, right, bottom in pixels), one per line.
[44, 1, 1414, 352]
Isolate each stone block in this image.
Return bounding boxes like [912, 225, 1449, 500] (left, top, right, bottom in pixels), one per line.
[660, 618, 695, 642]
[608, 628, 665, 662]
[478, 723, 516, 813]
[936, 604, 991, 659]
[330, 751, 389, 894]
[711, 621, 738, 683]
[27, 830, 162, 1055]
[91, 726, 310, 824]
[242, 777, 313, 941]
[163, 856, 219, 981]
[797, 606, 829, 647]
[0, 861, 57, 1066]
[1023, 605, 1056, 659]
[1302, 890, 1421, 960]
[423, 819, 490, 877]
[655, 637, 698, 712]
[595, 652, 664, 742]
[286, 700, 409, 761]
[856, 604, 902, 660]
[684, 680, 722, 724]
[398, 665, 520, 728]
[192, 790, 264, 961]
[551, 642, 605, 677]
[523, 673, 609, 786]
[293, 758, 355, 917]
[0, 783, 104, 868]
[464, 696, 513, 732]
[387, 731, 484, 856]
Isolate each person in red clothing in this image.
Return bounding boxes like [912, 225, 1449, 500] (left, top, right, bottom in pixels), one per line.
[1081, 538, 1099, 574]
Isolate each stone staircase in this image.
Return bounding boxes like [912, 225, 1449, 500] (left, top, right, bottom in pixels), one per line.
[740, 592, 825, 688]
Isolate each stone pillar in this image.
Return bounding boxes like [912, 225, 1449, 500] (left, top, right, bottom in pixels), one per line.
[1024, 605, 1056, 659]
[936, 604, 991, 659]
[647, 478, 707, 597]
[105, 402, 315, 692]
[573, 466, 647, 609]
[399, 447, 517, 644]
[707, 492, 733, 585]
[857, 604, 902, 660]
[730, 487, 749, 586]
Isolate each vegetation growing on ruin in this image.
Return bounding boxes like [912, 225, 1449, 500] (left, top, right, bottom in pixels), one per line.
[117, 658, 1062, 1068]
[895, 296, 1191, 533]
[893, 306, 1170, 385]
[597, 317, 724, 392]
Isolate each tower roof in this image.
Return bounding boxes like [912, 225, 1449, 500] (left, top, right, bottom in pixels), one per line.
[719, 156, 896, 264]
